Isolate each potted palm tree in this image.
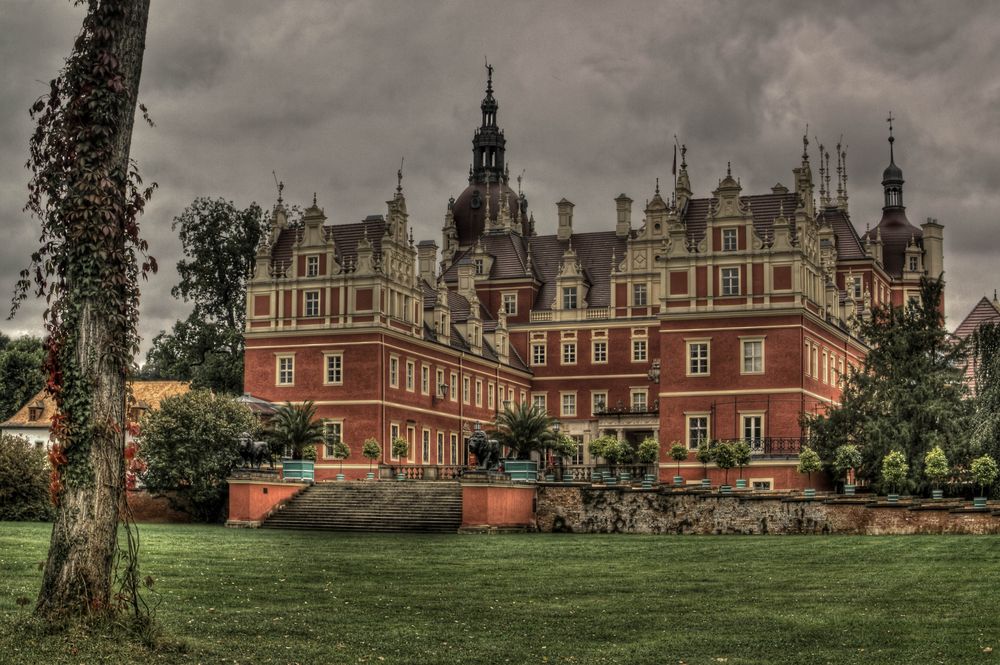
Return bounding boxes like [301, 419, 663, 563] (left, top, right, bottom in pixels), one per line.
[881, 450, 909, 503]
[696, 444, 715, 488]
[669, 443, 687, 487]
[714, 441, 737, 494]
[362, 437, 381, 480]
[637, 437, 659, 488]
[391, 436, 409, 481]
[734, 441, 751, 489]
[833, 444, 862, 496]
[329, 436, 350, 481]
[489, 402, 557, 482]
[923, 446, 949, 500]
[970, 454, 998, 508]
[797, 447, 822, 498]
[270, 401, 326, 482]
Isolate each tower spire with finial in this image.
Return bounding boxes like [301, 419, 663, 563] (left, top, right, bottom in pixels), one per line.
[881, 112, 904, 209]
[817, 140, 827, 205]
[397, 157, 404, 195]
[655, 177, 660, 196]
[887, 111, 895, 164]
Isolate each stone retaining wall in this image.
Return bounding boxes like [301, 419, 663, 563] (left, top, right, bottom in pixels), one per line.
[536, 486, 1000, 535]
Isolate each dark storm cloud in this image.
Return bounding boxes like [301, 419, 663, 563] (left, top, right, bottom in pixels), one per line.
[2, 0, 999, 357]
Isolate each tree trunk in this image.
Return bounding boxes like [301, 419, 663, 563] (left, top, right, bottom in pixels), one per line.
[36, 0, 150, 619]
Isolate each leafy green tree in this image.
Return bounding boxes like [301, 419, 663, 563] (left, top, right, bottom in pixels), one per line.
[391, 436, 409, 461]
[139, 390, 257, 522]
[141, 197, 267, 394]
[970, 455, 998, 498]
[714, 441, 738, 485]
[881, 450, 909, 495]
[550, 434, 578, 460]
[0, 434, 54, 521]
[971, 323, 1000, 461]
[733, 441, 752, 480]
[637, 437, 659, 465]
[832, 444, 863, 486]
[0, 336, 45, 421]
[489, 402, 557, 460]
[669, 443, 688, 476]
[268, 401, 326, 460]
[923, 446, 949, 492]
[362, 437, 381, 474]
[696, 444, 715, 479]
[804, 278, 970, 486]
[329, 437, 350, 476]
[797, 447, 822, 486]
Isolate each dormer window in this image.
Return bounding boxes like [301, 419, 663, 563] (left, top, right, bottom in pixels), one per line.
[632, 283, 648, 307]
[306, 255, 319, 277]
[722, 229, 737, 251]
[27, 401, 44, 421]
[852, 277, 863, 299]
[908, 256, 918, 272]
[474, 258, 484, 275]
[562, 287, 577, 310]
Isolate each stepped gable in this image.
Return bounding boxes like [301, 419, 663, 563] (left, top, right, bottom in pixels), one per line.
[530, 231, 627, 311]
[681, 191, 800, 246]
[818, 207, 866, 260]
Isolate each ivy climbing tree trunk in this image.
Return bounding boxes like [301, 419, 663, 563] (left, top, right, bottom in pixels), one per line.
[23, 0, 152, 619]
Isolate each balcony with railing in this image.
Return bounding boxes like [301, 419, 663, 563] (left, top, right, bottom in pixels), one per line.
[594, 400, 660, 420]
[709, 437, 805, 460]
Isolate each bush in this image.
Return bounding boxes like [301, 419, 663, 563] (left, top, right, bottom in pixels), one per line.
[832, 445, 863, 483]
[362, 437, 381, 473]
[713, 441, 738, 484]
[881, 450, 909, 495]
[391, 436, 409, 461]
[923, 446, 949, 490]
[139, 390, 258, 522]
[636, 437, 659, 465]
[0, 434, 53, 521]
[970, 455, 998, 497]
[797, 447, 822, 485]
[733, 441, 752, 477]
[550, 434, 578, 460]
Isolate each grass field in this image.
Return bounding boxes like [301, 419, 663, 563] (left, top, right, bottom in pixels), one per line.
[1, 523, 999, 664]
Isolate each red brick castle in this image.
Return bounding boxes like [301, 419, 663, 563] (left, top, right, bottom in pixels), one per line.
[244, 69, 943, 488]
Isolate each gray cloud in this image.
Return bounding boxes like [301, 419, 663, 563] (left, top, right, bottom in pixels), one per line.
[2, 0, 999, 356]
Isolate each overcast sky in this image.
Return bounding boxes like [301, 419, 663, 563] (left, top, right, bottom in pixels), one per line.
[2, 0, 998, 357]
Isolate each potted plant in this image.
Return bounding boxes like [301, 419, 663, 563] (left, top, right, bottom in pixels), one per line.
[696, 444, 715, 488]
[733, 441, 751, 489]
[923, 446, 949, 500]
[713, 441, 737, 494]
[636, 437, 659, 488]
[391, 436, 409, 481]
[833, 444, 862, 496]
[970, 454, 998, 508]
[603, 437, 629, 486]
[548, 434, 576, 483]
[361, 437, 381, 480]
[797, 447, 822, 498]
[270, 401, 326, 482]
[588, 435, 616, 484]
[881, 450, 909, 503]
[669, 443, 688, 487]
[329, 436, 350, 482]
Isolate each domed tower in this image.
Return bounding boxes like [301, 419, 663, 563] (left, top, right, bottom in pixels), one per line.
[443, 65, 527, 255]
[864, 115, 922, 277]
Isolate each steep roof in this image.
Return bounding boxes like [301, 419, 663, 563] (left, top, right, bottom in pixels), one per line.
[269, 216, 386, 268]
[818, 207, 867, 260]
[529, 231, 628, 311]
[2, 380, 190, 429]
[954, 297, 1000, 340]
[681, 192, 800, 245]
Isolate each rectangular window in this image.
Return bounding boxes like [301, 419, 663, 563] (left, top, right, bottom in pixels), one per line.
[633, 283, 648, 306]
[852, 276, 863, 299]
[437, 432, 444, 465]
[822, 351, 829, 384]
[561, 393, 577, 417]
[406, 360, 415, 391]
[406, 426, 415, 463]
[325, 353, 343, 385]
[323, 421, 343, 458]
[532, 343, 546, 366]
[389, 356, 399, 388]
[306, 255, 319, 277]
[593, 340, 608, 363]
[475, 379, 483, 407]
[812, 346, 819, 378]
[592, 391, 607, 415]
[532, 393, 547, 414]
[570, 435, 585, 465]
[422, 430, 430, 464]
[562, 342, 577, 365]
[421, 365, 430, 395]
[450, 433, 459, 465]
[722, 228, 737, 252]
[488, 383, 495, 410]
[450, 372, 458, 402]
[631, 390, 647, 412]
[436, 369, 445, 397]
[389, 423, 401, 460]
[632, 339, 647, 362]
[909, 256, 918, 272]
[304, 290, 320, 317]
[687, 415, 709, 449]
[752, 480, 772, 491]
[503, 293, 517, 315]
[462, 376, 470, 404]
[474, 258, 484, 275]
[721, 267, 740, 296]
[562, 287, 577, 310]
[742, 415, 763, 451]
[687, 341, 709, 376]
[742, 339, 764, 374]
[277, 356, 294, 385]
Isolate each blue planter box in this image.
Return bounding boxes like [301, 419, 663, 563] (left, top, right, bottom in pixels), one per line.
[282, 459, 315, 482]
[735, 479, 747, 489]
[503, 460, 538, 482]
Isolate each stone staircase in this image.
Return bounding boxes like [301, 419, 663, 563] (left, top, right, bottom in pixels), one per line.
[261, 481, 463, 533]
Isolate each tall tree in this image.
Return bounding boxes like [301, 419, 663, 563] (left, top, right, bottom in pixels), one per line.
[12, 0, 153, 618]
[141, 197, 265, 393]
[804, 278, 970, 491]
[0, 335, 45, 421]
[970, 322, 1000, 461]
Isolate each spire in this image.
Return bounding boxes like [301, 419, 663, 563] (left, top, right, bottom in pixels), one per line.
[397, 157, 404, 195]
[471, 63, 506, 184]
[801, 127, 810, 165]
[882, 112, 904, 209]
[817, 141, 827, 206]
[838, 142, 849, 212]
[824, 148, 831, 207]
[655, 177, 660, 195]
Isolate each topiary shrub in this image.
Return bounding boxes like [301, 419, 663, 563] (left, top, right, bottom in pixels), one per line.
[923, 446, 949, 493]
[970, 455, 999, 498]
[0, 434, 54, 521]
[636, 437, 659, 465]
[362, 437, 381, 475]
[797, 447, 822, 486]
[713, 441, 738, 485]
[833, 444, 863, 486]
[696, 444, 715, 479]
[881, 450, 909, 496]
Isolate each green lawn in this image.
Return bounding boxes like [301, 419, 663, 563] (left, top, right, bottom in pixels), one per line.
[1, 523, 999, 664]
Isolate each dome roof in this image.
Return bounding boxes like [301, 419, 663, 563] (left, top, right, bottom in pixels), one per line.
[451, 180, 523, 246]
[882, 160, 903, 183]
[865, 209, 922, 277]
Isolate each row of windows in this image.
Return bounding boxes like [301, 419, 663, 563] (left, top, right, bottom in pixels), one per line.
[804, 340, 847, 386]
[528, 338, 763, 375]
[531, 389, 650, 418]
[294, 286, 414, 322]
[561, 284, 650, 309]
[686, 414, 764, 450]
[388, 423, 462, 465]
[531, 339, 648, 365]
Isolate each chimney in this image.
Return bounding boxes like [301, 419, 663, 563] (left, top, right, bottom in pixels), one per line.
[557, 198, 574, 240]
[416, 240, 438, 284]
[615, 194, 632, 238]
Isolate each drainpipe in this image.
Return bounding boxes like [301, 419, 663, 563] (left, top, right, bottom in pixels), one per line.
[380, 332, 386, 464]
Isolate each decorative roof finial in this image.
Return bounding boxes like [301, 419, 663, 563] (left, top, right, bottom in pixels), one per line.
[680, 144, 687, 169]
[397, 156, 404, 195]
[887, 111, 895, 163]
[273, 171, 284, 205]
[726, 161, 731, 177]
[517, 169, 524, 196]
[485, 57, 493, 94]
[824, 148, 831, 205]
[655, 177, 660, 195]
[802, 125, 810, 163]
[312, 192, 317, 207]
[817, 141, 826, 203]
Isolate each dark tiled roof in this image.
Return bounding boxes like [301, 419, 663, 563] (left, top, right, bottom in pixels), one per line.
[269, 217, 386, 268]
[441, 233, 531, 282]
[862, 209, 923, 278]
[682, 192, 800, 245]
[954, 297, 1000, 340]
[819, 207, 866, 260]
[529, 231, 627, 310]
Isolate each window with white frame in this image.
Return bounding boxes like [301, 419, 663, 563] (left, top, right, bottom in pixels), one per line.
[389, 356, 399, 387]
[488, 383, 495, 410]
[436, 369, 445, 397]
[450, 433, 459, 465]
[592, 340, 607, 363]
[632, 339, 647, 362]
[277, 355, 294, 385]
[633, 283, 648, 306]
[811, 345, 819, 378]
[437, 431, 444, 464]
[325, 353, 343, 385]
[389, 423, 401, 460]
[741, 339, 763, 374]
[722, 228, 737, 252]
[562, 342, 577, 365]
[474, 258, 484, 275]
[450, 372, 458, 401]
[304, 290, 320, 317]
[323, 421, 343, 457]
[687, 415, 709, 449]
[531, 343, 546, 366]
[421, 365, 430, 394]
[721, 267, 740, 296]
[520, 389, 526, 404]
[532, 393, 547, 414]
[592, 391, 607, 415]
[631, 389, 647, 412]
[503, 293, 517, 315]
[742, 414, 763, 449]
[475, 379, 483, 407]
[406, 360, 415, 391]
[687, 341, 709, 375]
[562, 286, 577, 310]
[561, 393, 577, 417]
[852, 276, 863, 299]
[909, 256, 918, 272]
[422, 430, 431, 464]
[463, 376, 470, 404]
[822, 351, 829, 384]
[306, 255, 319, 277]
